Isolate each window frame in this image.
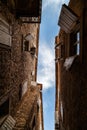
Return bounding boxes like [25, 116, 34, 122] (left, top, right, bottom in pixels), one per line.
[23, 40, 29, 51]
[69, 23, 80, 56]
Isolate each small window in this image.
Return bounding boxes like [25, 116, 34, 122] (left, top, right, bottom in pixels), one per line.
[24, 41, 29, 51]
[73, 32, 80, 55]
[19, 84, 22, 100]
[70, 31, 80, 56]
[0, 99, 9, 117]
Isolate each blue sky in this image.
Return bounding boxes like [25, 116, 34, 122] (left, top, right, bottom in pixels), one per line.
[37, 0, 69, 130]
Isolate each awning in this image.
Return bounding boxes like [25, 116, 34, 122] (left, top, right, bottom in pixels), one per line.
[7, 0, 42, 23]
[58, 4, 78, 33]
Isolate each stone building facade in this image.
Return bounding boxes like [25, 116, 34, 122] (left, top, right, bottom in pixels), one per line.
[0, 0, 44, 130]
[55, 0, 87, 130]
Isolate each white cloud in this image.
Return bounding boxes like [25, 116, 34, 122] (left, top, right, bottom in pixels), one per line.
[37, 40, 55, 90]
[42, 0, 69, 11]
[37, 0, 69, 90]
[43, 0, 59, 10]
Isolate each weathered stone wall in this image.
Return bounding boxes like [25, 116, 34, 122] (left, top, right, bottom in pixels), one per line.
[69, 0, 84, 16]
[0, 2, 43, 130]
[0, 47, 11, 97]
[12, 84, 43, 130]
[0, 2, 15, 109]
[13, 86, 38, 130]
[55, 0, 87, 130]
[0, 2, 39, 117]
[60, 58, 87, 130]
[10, 22, 39, 115]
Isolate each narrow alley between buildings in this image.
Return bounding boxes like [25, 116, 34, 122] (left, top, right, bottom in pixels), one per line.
[0, 0, 87, 130]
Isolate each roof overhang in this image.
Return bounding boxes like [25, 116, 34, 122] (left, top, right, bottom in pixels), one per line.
[58, 4, 78, 33]
[7, 0, 42, 23]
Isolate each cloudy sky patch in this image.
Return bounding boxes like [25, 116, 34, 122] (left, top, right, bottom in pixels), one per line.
[37, 0, 69, 130]
[42, 0, 66, 11]
[37, 41, 55, 90]
[38, 0, 69, 90]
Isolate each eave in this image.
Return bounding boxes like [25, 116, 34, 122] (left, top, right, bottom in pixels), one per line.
[7, 0, 42, 23]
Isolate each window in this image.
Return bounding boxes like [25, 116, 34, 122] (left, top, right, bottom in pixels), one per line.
[70, 31, 80, 56]
[24, 41, 29, 51]
[19, 84, 22, 100]
[0, 99, 9, 117]
[74, 32, 80, 55]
